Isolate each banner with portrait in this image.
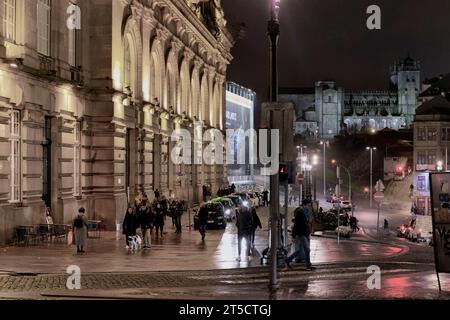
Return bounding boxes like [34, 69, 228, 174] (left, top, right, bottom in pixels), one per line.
[429, 173, 450, 273]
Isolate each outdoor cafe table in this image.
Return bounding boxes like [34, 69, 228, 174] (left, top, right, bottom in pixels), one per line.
[87, 220, 102, 238]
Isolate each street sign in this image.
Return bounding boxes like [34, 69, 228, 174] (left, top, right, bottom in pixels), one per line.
[375, 179, 385, 192]
[373, 191, 384, 202]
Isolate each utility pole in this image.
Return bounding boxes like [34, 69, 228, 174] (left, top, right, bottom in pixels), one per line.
[321, 141, 327, 196]
[367, 147, 376, 209]
[336, 166, 341, 245]
[268, 0, 281, 291]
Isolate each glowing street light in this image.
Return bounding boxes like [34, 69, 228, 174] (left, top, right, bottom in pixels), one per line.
[312, 154, 319, 166]
[437, 160, 444, 172]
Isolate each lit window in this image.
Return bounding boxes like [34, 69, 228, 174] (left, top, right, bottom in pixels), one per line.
[2, 0, 16, 41]
[417, 151, 426, 165]
[428, 151, 436, 165]
[428, 128, 437, 141]
[73, 121, 81, 197]
[10, 110, 21, 202]
[417, 127, 426, 141]
[123, 39, 131, 89]
[37, 0, 51, 56]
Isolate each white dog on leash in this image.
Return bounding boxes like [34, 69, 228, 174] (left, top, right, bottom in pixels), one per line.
[128, 235, 142, 252]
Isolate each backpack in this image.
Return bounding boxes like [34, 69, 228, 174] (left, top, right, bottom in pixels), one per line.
[74, 217, 84, 229]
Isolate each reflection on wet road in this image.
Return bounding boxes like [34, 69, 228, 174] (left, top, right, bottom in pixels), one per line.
[0, 208, 409, 274]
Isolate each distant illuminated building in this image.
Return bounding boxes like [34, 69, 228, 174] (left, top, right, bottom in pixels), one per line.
[226, 82, 256, 188]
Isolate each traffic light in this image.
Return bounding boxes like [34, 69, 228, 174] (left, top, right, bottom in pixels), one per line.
[279, 164, 289, 183]
[279, 162, 296, 184]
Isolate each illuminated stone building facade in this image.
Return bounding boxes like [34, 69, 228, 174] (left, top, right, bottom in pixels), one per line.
[0, 0, 233, 244]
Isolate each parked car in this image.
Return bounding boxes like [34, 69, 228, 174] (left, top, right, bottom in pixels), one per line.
[336, 226, 352, 238]
[227, 194, 244, 208]
[333, 200, 352, 211]
[326, 193, 339, 203]
[234, 192, 251, 208]
[194, 202, 227, 230]
[211, 197, 236, 221]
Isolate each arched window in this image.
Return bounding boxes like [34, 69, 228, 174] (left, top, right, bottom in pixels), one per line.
[123, 38, 131, 90]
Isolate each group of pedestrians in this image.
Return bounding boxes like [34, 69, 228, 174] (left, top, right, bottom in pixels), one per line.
[122, 190, 186, 251]
[69, 192, 316, 271]
[195, 201, 263, 262]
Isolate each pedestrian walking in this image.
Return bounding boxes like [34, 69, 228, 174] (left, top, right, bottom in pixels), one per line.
[154, 188, 160, 200]
[236, 205, 254, 262]
[262, 189, 269, 207]
[285, 200, 316, 270]
[350, 216, 360, 232]
[123, 207, 138, 249]
[384, 218, 389, 235]
[174, 200, 184, 234]
[73, 207, 88, 254]
[170, 200, 177, 230]
[154, 202, 165, 239]
[197, 203, 208, 241]
[250, 207, 262, 248]
[139, 204, 154, 249]
[202, 185, 207, 202]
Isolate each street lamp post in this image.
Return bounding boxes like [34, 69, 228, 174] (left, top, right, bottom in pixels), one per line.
[320, 141, 327, 196]
[312, 155, 318, 201]
[299, 146, 307, 206]
[366, 147, 377, 209]
[297, 145, 307, 206]
[268, 0, 281, 291]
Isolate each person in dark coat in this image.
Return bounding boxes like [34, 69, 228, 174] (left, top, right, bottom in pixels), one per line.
[197, 203, 209, 241]
[202, 185, 207, 202]
[174, 200, 184, 234]
[170, 200, 178, 230]
[139, 205, 154, 249]
[154, 189, 160, 200]
[236, 205, 254, 261]
[262, 190, 269, 207]
[73, 207, 88, 254]
[286, 200, 316, 270]
[123, 207, 138, 249]
[250, 207, 262, 248]
[153, 202, 165, 239]
[160, 196, 169, 216]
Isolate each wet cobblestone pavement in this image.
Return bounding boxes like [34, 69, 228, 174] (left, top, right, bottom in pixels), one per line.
[0, 208, 447, 299]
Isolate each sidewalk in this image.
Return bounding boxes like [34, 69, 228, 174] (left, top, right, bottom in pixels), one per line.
[0, 260, 447, 300]
[0, 228, 409, 275]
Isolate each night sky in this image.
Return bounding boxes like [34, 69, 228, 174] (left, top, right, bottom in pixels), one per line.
[222, 0, 450, 122]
